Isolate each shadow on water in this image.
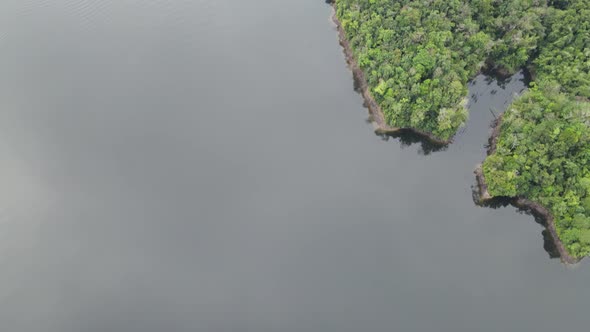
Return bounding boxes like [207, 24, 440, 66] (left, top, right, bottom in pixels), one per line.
[518, 206, 562, 260]
[353, 62, 530, 156]
[329, 0, 559, 261]
[472, 186, 562, 261]
[517, 203, 563, 260]
[327, 0, 449, 155]
[354, 80, 447, 154]
[374, 127, 448, 155]
[543, 230, 561, 259]
[469, 68, 531, 104]
[468, 68, 560, 262]
[480, 64, 533, 89]
[354, 65, 449, 155]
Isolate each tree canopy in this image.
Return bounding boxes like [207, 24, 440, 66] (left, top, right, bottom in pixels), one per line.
[482, 0, 590, 258]
[483, 83, 590, 257]
[336, 0, 590, 258]
[336, 0, 588, 137]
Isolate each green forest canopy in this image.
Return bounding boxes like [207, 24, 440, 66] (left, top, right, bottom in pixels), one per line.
[335, 0, 589, 140]
[483, 83, 590, 258]
[336, 0, 590, 258]
[482, 0, 589, 258]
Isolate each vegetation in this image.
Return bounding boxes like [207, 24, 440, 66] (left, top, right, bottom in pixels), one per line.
[534, 1, 590, 98]
[483, 84, 590, 257]
[335, 0, 590, 258]
[483, 0, 590, 258]
[335, 0, 550, 140]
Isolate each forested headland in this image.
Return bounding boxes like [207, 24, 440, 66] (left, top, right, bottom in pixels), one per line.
[333, 0, 590, 260]
[482, 0, 590, 259]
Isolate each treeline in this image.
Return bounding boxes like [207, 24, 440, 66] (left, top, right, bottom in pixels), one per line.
[337, 0, 478, 140]
[483, 1, 590, 258]
[335, 0, 587, 140]
[336, 0, 590, 257]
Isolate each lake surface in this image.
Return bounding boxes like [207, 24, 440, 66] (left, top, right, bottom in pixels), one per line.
[0, 0, 589, 331]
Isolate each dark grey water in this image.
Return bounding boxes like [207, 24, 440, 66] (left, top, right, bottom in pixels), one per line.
[0, 1, 589, 331]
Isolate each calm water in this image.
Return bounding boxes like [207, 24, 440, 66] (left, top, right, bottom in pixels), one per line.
[0, 1, 589, 331]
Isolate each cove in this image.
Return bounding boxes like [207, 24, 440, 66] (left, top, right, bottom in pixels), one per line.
[1, 1, 590, 331]
[331, 5, 572, 264]
[330, 1, 575, 264]
[475, 115, 579, 265]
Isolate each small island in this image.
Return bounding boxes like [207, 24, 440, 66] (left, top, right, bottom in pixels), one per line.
[332, 0, 590, 262]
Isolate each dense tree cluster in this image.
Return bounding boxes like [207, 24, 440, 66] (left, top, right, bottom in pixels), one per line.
[483, 84, 590, 257]
[483, 0, 590, 258]
[534, 1, 590, 98]
[471, 0, 546, 73]
[335, 0, 550, 140]
[481, 0, 589, 258]
[337, 0, 476, 140]
[336, 0, 590, 257]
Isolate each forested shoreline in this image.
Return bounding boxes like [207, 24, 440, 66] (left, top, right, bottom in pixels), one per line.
[334, 0, 590, 260]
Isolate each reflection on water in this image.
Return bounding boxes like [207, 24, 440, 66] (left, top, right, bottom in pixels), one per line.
[345, 61, 530, 155]
[474, 194, 562, 261]
[543, 230, 561, 259]
[376, 130, 448, 155]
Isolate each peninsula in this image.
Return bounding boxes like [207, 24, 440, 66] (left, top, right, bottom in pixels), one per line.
[332, 0, 590, 261]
